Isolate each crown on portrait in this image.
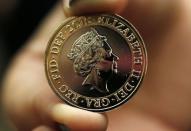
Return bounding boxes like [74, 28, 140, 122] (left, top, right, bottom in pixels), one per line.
[67, 28, 107, 60]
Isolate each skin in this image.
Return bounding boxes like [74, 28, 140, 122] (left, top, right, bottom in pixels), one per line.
[2, 0, 191, 130]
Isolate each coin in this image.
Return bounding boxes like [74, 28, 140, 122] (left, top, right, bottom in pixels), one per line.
[45, 14, 147, 112]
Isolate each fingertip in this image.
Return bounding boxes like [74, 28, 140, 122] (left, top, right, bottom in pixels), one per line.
[51, 104, 108, 131]
[63, 0, 128, 16]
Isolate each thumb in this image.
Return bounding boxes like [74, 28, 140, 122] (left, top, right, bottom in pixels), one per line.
[34, 90, 108, 131]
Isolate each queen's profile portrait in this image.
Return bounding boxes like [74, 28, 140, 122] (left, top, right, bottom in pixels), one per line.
[67, 28, 119, 93]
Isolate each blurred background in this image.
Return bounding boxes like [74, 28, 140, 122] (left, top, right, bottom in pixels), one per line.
[0, 0, 57, 130]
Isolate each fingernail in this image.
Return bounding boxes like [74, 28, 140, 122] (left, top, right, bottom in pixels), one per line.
[69, 0, 104, 6]
[69, 0, 102, 6]
[69, 0, 78, 6]
[58, 124, 70, 131]
[64, 0, 120, 16]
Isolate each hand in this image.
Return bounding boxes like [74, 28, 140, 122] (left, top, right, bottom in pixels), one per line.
[64, 0, 191, 130]
[2, 0, 191, 131]
[2, 2, 107, 131]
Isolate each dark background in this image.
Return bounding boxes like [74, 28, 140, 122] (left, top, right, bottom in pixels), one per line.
[0, 0, 57, 130]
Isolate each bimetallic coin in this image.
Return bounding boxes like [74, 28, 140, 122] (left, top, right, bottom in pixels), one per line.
[45, 14, 147, 112]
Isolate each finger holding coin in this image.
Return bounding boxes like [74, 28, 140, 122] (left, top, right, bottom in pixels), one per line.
[63, 0, 127, 16]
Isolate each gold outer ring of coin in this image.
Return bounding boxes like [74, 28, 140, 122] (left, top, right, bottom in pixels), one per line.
[45, 14, 147, 112]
